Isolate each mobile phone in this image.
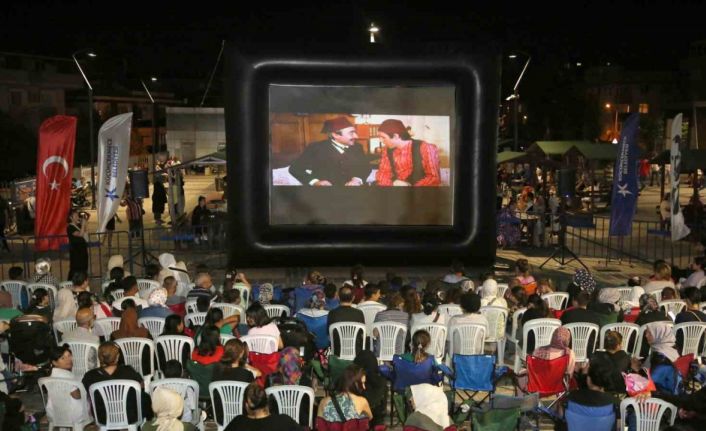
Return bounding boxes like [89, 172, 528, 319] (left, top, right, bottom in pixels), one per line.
[299, 346, 305, 357]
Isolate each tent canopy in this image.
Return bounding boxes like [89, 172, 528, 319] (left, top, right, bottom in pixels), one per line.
[496, 151, 527, 164]
[527, 141, 585, 157]
[570, 143, 618, 161]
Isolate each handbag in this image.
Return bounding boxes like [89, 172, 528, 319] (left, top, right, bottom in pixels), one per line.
[315, 393, 370, 431]
[623, 369, 657, 397]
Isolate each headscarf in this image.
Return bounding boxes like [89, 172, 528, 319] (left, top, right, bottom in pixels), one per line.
[278, 347, 303, 385]
[645, 321, 679, 363]
[108, 255, 124, 272]
[151, 387, 184, 431]
[111, 307, 150, 340]
[639, 293, 659, 313]
[409, 383, 451, 429]
[53, 288, 77, 320]
[460, 279, 474, 293]
[172, 261, 190, 284]
[598, 288, 621, 312]
[259, 283, 273, 305]
[159, 253, 176, 270]
[549, 326, 572, 353]
[309, 290, 326, 309]
[148, 288, 168, 307]
[573, 269, 596, 294]
[0, 291, 12, 308]
[354, 350, 388, 407]
[480, 279, 498, 300]
[35, 258, 51, 275]
[630, 286, 645, 306]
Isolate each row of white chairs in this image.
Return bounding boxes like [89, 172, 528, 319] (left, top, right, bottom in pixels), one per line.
[0, 280, 59, 311]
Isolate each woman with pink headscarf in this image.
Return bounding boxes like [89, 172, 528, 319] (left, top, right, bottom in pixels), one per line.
[139, 288, 174, 319]
[532, 326, 576, 375]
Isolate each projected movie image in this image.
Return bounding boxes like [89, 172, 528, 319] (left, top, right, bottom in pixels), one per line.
[269, 85, 455, 226]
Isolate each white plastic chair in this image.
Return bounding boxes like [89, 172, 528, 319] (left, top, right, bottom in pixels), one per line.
[155, 335, 195, 371]
[659, 300, 687, 319]
[115, 337, 155, 378]
[232, 283, 251, 308]
[599, 322, 639, 352]
[138, 317, 166, 340]
[329, 322, 366, 360]
[185, 312, 207, 328]
[185, 298, 199, 314]
[210, 381, 250, 431]
[53, 318, 78, 343]
[266, 385, 316, 428]
[497, 283, 509, 299]
[94, 317, 121, 339]
[675, 322, 706, 358]
[515, 318, 561, 371]
[542, 292, 569, 310]
[449, 323, 487, 357]
[241, 334, 279, 354]
[264, 304, 290, 319]
[615, 286, 633, 303]
[371, 321, 407, 361]
[220, 334, 236, 345]
[0, 280, 27, 309]
[101, 280, 112, 292]
[65, 340, 99, 380]
[111, 289, 125, 300]
[507, 308, 526, 360]
[438, 304, 463, 317]
[27, 282, 58, 311]
[480, 306, 509, 363]
[211, 302, 244, 319]
[635, 322, 675, 359]
[563, 322, 599, 363]
[148, 378, 201, 427]
[137, 279, 160, 299]
[89, 379, 143, 430]
[409, 323, 447, 364]
[619, 397, 676, 431]
[358, 303, 386, 335]
[59, 281, 74, 290]
[38, 376, 93, 431]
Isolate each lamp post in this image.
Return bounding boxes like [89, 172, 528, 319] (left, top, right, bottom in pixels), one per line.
[72, 49, 97, 209]
[140, 77, 158, 179]
[605, 103, 619, 141]
[368, 23, 379, 44]
[507, 52, 531, 152]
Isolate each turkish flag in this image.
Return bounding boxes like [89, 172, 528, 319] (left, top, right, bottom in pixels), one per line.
[35, 116, 77, 251]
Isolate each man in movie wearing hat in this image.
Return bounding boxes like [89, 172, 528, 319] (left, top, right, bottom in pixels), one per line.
[376, 119, 441, 186]
[288, 116, 370, 186]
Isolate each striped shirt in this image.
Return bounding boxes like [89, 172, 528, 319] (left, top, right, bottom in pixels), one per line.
[376, 141, 441, 186]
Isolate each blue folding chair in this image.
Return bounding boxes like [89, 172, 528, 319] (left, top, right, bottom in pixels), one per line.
[293, 286, 323, 313]
[565, 401, 615, 431]
[451, 354, 506, 411]
[296, 313, 330, 350]
[386, 355, 449, 426]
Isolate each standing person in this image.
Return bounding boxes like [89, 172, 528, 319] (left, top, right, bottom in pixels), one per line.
[375, 119, 441, 186]
[67, 209, 89, 280]
[191, 196, 211, 244]
[0, 194, 10, 251]
[288, 116, 370, 187]
[121, 190, 144, 239]
[151, 175, 167, 226]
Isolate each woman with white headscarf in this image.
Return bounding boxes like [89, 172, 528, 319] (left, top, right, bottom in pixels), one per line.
[158, 253, 177, 284]
[31, 258, 59, 287]
[142, 387, 195, 431]
[405, 383, 452, 431]
[53, 285, 77, 321]
[139, 288, 174, 319]
[105, 255, 130, 281]
[479, 279, 507, 308]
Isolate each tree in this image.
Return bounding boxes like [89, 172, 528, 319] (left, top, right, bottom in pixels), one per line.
[640, 114, 664, 155]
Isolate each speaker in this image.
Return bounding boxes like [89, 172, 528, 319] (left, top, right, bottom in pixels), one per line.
[129, 169, 149, 199]
[558, 168, 576, 197]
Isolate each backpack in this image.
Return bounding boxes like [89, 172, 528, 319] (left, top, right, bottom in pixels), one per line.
[278, 316, 316, 361]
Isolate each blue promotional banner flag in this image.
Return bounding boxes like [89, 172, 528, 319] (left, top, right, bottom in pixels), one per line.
[609, 113, 640, 236]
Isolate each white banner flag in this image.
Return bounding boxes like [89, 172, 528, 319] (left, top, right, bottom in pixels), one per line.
[670, 113, 691, 241]
[96, 113, 133, 233]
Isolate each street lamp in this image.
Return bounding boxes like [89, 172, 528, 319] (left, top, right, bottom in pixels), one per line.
[72, 49, 97, 209]
[368, 23, 379, 43]
[140, 77, 159, 179]
[507, 52, 531, 152]
[605, 103, 619, 141]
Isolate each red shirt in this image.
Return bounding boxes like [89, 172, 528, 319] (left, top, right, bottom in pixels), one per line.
[191, 345, 224, 365]
[376, 141, 441, 186]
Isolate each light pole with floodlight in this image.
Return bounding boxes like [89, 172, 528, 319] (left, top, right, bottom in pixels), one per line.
[72, 49, 97, 209]
[507, 52, 531, 152]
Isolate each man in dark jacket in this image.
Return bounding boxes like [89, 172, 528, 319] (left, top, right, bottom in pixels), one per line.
[152, 176, 167, 225]
[288, 116, 370, 186]
[191, 195, 211, 243]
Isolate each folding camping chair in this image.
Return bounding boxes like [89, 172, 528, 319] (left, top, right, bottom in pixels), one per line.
[524, 354, 570, 411]
[449, 354, 504, 412]
[386, 354, 449, 426]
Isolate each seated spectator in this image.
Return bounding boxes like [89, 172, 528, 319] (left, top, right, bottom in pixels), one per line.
[374, 292, 408, 327]
[635, 293, 671, 326]
[630, 321, 681, 395]
[54, 281, 78, 322]
[25, 287, 52, 322]
[521, 294, 551, 326]
[45, 344, 92, 425]
[144, 263, 160, 282]
[200, 307, 237, 336]
[443, 286, 462, 305]
[589, 288, 623, 325]
[402, 329, 437, 364]
[505, 285, 528, 314]
[157, 253, 176, 285]
[159, 360, 197, 424]
[402, 286, 422, 315]
[111, 304, 151, 340]
[510, 258, 537, 296]
[561, 292, 601, 326]
[187, 272, 215, 302]
[63, 307, 100, 348]
[358, 283, 384, 307]
[442, 259, 470, 285]
[564, 354, 617, 418]
[31, 258, 59, 287]
[106, 255, 130, 281]
[661, 286, 678, 300]
[213, 338, 260, 382]
[410, 292, 446, 329]
[676, 287, 706, 324]
[139, 288, 175, 319]
[257, 283, 274, 306]
[111, 276, 149, 313]
[685, 256, 706, 289]
[78, 291, 112, 320]
[327, 285, 364, 328]
[324, 282, 340, 310]
[226, 383, 302, 431]
[343, 265, 367, 303]
[533, 326, 576, 376]
[449, 292, 489, 329]
[317, 365, 372, 425]
[596, 331, 629, 393]
[245, 303, 284, 348]
[479, 279, 508, 308]
[405, 383, 453, 431]
[164, 276, 186, 312]
[354, 350, 387, 429]
[567, 269, 597, 305]
[82, 341, 152, 424]
[536, 278, 555, 295]
[644, 261, 676, 295]
[191, 325, 224, 365]
[161, 314, 193, 337]
[296, 292, 329, 318]
[222, 288, 242, 307]
[142, 387, 196, 431]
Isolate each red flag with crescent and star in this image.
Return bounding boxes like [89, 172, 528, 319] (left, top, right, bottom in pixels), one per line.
[35, 115, 77, 251]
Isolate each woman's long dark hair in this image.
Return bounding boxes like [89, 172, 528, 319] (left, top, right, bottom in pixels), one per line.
[162, 314, 184, 336]
[197, 325, 221, 356]
[335, 364, 366, 395]
[246, 303, 270, 328]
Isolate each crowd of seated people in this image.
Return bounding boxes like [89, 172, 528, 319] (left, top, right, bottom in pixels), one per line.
[2, 256, 706, 430]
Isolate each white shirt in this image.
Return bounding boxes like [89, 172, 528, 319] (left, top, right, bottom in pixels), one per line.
[409, 311, 447, 330]
[247, 322, 281, 339]
[46, 368, 91, 424]
[644, 280, 675, 295]
[112, 295, 149, 311]
[685, 270, 706, 288]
